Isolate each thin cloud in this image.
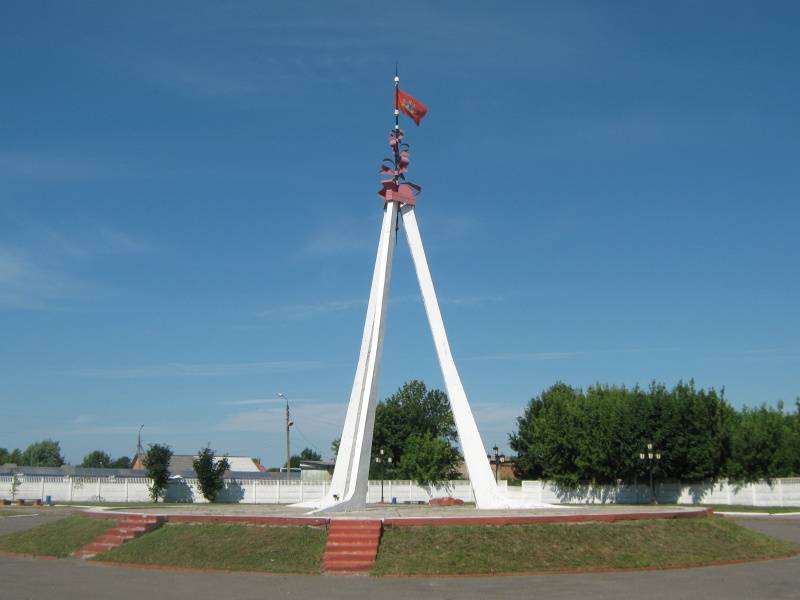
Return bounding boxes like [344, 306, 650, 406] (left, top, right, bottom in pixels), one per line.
[73, 360, 328, 379]
[0, 245, 80, 310]
[0, 226, 154, 311]
[257, 299, 366, 319]
[215, 402, 345, 434]
[0, 152, 116, 182]
[142, 58, 259, 97]
[257, 294, 501, 319]
[61, 425, 155, 436]
[220, 397, 318, 406]
[461, 352, 583, 362]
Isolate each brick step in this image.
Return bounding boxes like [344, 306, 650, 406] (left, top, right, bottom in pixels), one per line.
[115, 527, 149, 535]
[81, 542, 117, 553]
[72, 515, 164, 559]
[328, 531, 381, 543]
[323, 519, 382, 574]
[118, 522, 159, 529]
[324, 551, 376, 562]
[325, 540, 379, 550]
[94, 534, 135, 545]
[323, 559, 375, 572]
[329, 521, 382, 529]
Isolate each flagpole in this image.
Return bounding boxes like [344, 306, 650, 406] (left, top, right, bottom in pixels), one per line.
[393, 64, 401, 186]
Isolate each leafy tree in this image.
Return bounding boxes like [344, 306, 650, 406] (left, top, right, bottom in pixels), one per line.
[510, 381, 735, 485]
[510, 382, 582, 485]
[725, 404, 800, 482]
[143, 444, 173, 501]
[111, 456, 131, 469]
[192, 447, 230, 503]
[81, 450, 112, 468]
[289, 447, 322, 468]
[0, 448, 9, 464]
[6, 448, 23, 464]
[21, 439, 64, 467]
[398, 433, 460, 486]
[331, 438, 340, 459]
[371, 380, 461, 483]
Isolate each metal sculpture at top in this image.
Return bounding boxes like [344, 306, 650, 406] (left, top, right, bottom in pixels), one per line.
[294, 71, 550, 513]
[378, 74, 425, 206]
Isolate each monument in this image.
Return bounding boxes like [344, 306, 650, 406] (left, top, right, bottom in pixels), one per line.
[296, 74, 550, 512]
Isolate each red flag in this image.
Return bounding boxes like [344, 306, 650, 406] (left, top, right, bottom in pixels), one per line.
[396, 88, 428, 125]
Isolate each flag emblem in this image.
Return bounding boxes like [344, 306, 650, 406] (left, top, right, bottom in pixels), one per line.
[396, 89, 428, 125]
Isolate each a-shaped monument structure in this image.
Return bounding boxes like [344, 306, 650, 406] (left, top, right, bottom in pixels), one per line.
[297, 75, 550, 512]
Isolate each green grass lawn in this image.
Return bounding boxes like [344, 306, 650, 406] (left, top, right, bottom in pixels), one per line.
[0, 515, 114, 557]
[94, 522, 327, 574]
[373, 517, 799, 575]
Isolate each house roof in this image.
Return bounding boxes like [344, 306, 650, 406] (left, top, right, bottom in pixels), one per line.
[130, 454, 262, 476]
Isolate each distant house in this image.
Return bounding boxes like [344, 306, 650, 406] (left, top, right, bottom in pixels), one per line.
[454, 456, 518, 481]
[130, 454, 262, 477]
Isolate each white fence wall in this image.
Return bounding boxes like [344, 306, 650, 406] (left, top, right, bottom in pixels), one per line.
[520, 478, 800, 507]
[2, 476, 798, 506]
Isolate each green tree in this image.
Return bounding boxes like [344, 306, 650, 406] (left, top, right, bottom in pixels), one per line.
[371, 381, 461, 482]
[81, 450, 112, 468]
[289, 447, 322, 468]
[6, 448, 23, 464]
[725, 404, 800, 481]
[192, 447, 230, 503]
[398, 433, 460, 486]
[143, 444, 173, 501]
[509, 382, 582, 485]
[110, 456, 131, 469]
[331, 438, 340, 459]
[510, 381, 734, 485]
[21, 439, 64, 467]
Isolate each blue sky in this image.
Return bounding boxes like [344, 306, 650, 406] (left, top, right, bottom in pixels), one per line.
[1, 2, 798, 466]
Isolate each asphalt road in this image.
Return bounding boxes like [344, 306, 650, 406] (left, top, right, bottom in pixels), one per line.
[1, 509, 798, 599]
[1, 552, 798, 600]
[0, 506, 78, 536]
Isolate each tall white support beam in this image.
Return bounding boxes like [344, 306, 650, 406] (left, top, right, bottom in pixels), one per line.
[399, 205, 511, 508]
[298, 201, 398, 512]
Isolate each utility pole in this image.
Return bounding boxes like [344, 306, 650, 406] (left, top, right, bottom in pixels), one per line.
[278, 393, 293, 481]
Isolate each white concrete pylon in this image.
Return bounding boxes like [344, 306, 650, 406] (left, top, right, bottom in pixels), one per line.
[295, 200, 550, 512]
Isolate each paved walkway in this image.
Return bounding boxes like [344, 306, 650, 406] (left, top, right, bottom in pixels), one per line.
[96, 502, 704, 519]
[1, 552, 798, 599]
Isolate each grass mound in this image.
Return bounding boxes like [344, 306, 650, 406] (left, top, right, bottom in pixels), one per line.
[373, 517, 799, 575]
[94, 522, 327, 574]
[0, 515, 113, 557]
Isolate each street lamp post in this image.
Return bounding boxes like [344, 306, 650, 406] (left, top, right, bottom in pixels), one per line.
[492, 445, 499, 483]
[639, 442, 662, 504]
[374, 448, 393, 503]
